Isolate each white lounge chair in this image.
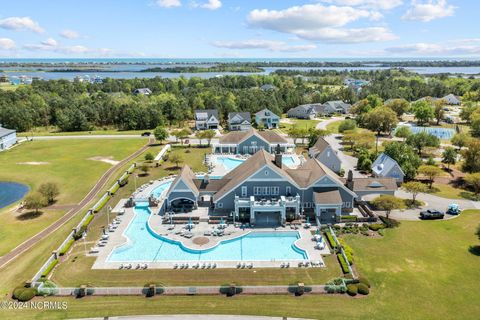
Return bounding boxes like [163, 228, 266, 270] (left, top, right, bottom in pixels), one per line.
[173, 264, 178, 269]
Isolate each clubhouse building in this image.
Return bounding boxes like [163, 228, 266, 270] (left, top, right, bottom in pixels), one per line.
[163, 149, 397, 225]
[212, 128, 295, 155]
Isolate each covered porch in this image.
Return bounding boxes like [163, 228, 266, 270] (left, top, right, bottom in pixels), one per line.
[234, 195, 301, 226]
[314, 190, 343, 223]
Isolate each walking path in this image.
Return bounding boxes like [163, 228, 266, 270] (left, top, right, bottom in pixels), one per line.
[0, 140, 152, 269]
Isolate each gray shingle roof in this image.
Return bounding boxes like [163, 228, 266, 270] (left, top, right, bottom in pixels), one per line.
[372, 153, 404, 177]
[0, 126, 16, 138]
[195, 109, 219, 120]
[228, 112, 251, 124]
[218, 128, 287, 144]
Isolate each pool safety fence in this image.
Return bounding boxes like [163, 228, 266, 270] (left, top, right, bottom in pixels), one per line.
[34, 284, 328, 297]
[329, 226, 356, 279]
[154, 144, 171, 161]
[31, 163, 138, 285]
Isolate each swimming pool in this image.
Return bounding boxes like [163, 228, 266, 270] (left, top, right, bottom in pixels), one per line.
[150, 181, 173, 199]
[396, 126, 455, 139]
[215, 155, 297, 171]
[108, 204, 307, 262]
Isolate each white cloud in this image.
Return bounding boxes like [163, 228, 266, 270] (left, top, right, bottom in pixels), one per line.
[297, 27, 396, 43]
[247, 4, 395, 43]
[0, 38, 16, 50]
[156, 0, 182, 8]
[24, 39, 90, 54]
[191, 0, 222, 10]
[212, 39, 316, 52]
[385, 41, 480, 56]
[0, 16, 44, 33]
[321, 0, 403, 10]
[60, 29, 80, 39]
[402, 0, 455, 22]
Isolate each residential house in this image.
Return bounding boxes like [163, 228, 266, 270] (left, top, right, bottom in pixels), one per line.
[309, 137, 342, 173]
[344, 78, 369, 92]
[287, 104, 317, 119]
[442, 94, 461, 105]
[213, 128, 294, 154]
[0, 126, 17, 151]
[133, 88, 152, 95]
[255, 109, 280, 129]
[371, 153, 405, 184]
[195, 109, 220, 131]
[228, 112, 251, 131]
[322, 101, 352, 114]
[163, 150, 397, 225]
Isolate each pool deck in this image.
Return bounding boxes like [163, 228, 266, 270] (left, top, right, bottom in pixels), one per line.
[91, 200, 330, 270]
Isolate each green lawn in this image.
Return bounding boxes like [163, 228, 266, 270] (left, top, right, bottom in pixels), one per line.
[325, 120, 344, 134]
[280, 119, 320, 132]
[2, 210, 479, 320]
[17, 126, 149, 137]
[0, 83, 22, 91]
[429, 183, 478, 200]
[0, 139, 145, 205]
[0, 139, 145, 255]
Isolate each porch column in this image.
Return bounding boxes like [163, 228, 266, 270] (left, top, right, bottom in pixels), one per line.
[249, 196, 255, 225]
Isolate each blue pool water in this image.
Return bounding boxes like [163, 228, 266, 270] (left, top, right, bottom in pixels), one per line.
[396, 126, 455, 139]
[150, 181, 173, 199]
[216, 155, 297, 171]
[0, 182, 29, 209]
[108, 204, 307, 262]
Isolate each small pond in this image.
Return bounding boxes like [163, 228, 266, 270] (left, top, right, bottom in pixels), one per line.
[0, 182, 29, 209]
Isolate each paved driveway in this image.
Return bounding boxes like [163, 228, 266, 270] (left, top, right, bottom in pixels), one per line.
[362, 190, 480, 221]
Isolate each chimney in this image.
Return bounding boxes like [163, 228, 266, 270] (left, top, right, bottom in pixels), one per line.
[274, 144, 282, 169]
[203, 174, 210, 185]
[346, 170, 354, 190]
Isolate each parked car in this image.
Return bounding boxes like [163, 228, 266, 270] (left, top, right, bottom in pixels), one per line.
[141, 132, 151, 137]
[420, 209, 445, 220]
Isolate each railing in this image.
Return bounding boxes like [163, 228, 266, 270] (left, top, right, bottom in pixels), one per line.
[329, 226, 356, 279]
[36, 284, 328, 297]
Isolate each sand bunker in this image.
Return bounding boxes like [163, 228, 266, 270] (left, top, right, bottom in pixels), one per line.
[17, 162, 50, 165]
[88, 156, 120, 165]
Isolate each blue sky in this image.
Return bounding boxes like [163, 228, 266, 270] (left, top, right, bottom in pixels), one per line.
[0, 0, 478, 58]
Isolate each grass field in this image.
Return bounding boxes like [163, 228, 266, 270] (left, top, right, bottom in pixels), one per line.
[429, 183, 478, 200]
[1, 210, 479, 319]
[325, 120, 344, 134]
[0, 83, 21, 91]
[0, 139, 145, 205]
[17, 127, 149, 137]
[280, 118, 320, 132]
[0, 139, 145, 255]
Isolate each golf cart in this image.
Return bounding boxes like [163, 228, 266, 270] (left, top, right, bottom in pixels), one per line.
[446, 203, 461, 215]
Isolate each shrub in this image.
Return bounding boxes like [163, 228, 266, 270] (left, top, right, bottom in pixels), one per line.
[368, 223, 385, 231]
[13, 287, 37, 301]
[144, 152, 154, 161]
[108, 183, 120, 195]
[337, 253, 350, 274]
[339, 239, 354, 264]
[357, 283, 370, 295]
[346, 284, 358, 296]
[325, 231, 337, 250]
[73, 225, 87, 240]
[338, 119, 357, 133]
[83, 214, 94, 227]
[359, 277, 371, 288]
[92, 194, 111, 213]
[379, 216, 400, 228]
[220, 284, 243, 296]
[59, 239, 74, 256]
[41, 259, 58, 278]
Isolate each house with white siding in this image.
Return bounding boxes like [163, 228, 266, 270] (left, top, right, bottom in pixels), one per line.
[0, 126, 17, 151]
[228, 112, 251, 131]
[195, 109, 220, 131]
